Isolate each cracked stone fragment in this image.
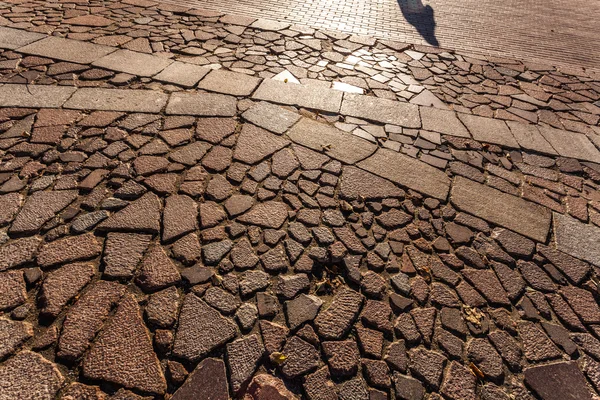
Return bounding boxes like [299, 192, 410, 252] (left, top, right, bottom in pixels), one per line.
[0, 318, 33, 360]
[37, 232, 102, 268]
[83, 295, 167, 394]
[304, 366, 337, 400]
[281, 336, 320, 378]
[9, 190, 77, 235]
[98, 192, 161, 233]
[466, 338, 504, 380]
[441, 361, 477, 400]
[245, 374, 299, 400]
[462, 268, 510, 307]
[234, 123, 290, 164]
[261, 244, 289, 272]
[284, 293, 323, 331]
[0, 351, 64, 400]
[408, 348, 446, 390]
[239, 270, 270, 296]
[173, 294, 237, 362]
[0, 236, 41, 272]
[39, 262, 95, 318]
[238, 201, 288, 229]
[337, 377, 369, 400]
[60, 382, 107, 400]
[162, 195, 198, 243]
[242, 101, 301, 134]
[230, 238, 259, 270]
[146, 286, 179, 328]
[136, 245, 181, 292]
[0, 193, 21, 226]
[315, 288, 364, 339]
[103, 233, 151, 279]
[518, 321, 561, 362]
[203, 240, 233, 265]
[524, 361, 593, 400]
[393, 372, 424, 400]
[226, 334, 264, 394]
[0, 270, 27, 311]
[57, 280, 125, 361]
[323, 340, 360, 377]
[171, 358, 229, 400]
[205, 286, 240, 314]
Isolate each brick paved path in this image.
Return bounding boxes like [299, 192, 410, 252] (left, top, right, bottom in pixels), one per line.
[2, 4, 600, 400]
[160, 0, 600, 71]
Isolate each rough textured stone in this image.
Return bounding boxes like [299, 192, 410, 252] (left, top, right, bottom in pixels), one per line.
[323, 340, 360, 376]
[173, 294, 237, 361]
[0, 318, 33, 359]
[359, 149, 450, 200]
[10, 190, 77, 234]
[153, 61, 210, 88]
[441, 361, 477, 400]
[287, 118, 376, 165]
[37, 233, 101, 268]
[0, 237, 41, 272]
[242, 101, 301, 134]
[103, 233, 152, 278]
[285, 294, 323, 330]
[20, 36, 115, 64]
[234, 123, 290, 164]
[393, 372, 425, 400]
[83, 295, 166, 394]
[0, 27, 45, 50]
[40, 262, 95, 318]
[339, 166, 403, 201]
[199, 69, 262, 96]
[553, 212, 600, 267]
[166, 92, 237, 116]
[420, 108, 469, 138]
[253, 78, 343, 113]
[98, 192, 161, 233]
[518, 321, 562, 362]
[408, 348, 446, 390]
[226, 334, 264, 393]
[146, 286, 180, 328]
[136, 245, 181, 292]
[163, 195, 198, 242]
[451, 176, 551, 242]
[315, 288, 364, 339]
[0, 193, 21, 226]
[0, 351, 64, 400]
[245, 374, 299, 400]
[0, 271, 27, 311]
[238, 201, 288, 229]
[65, 88, 168, 113]
[93, 49, 172, 77]
[57, 280, 125, 361]
[171, 358, 229, 400]
[281, 336, 320, 378]
[458, 113, 518, 148]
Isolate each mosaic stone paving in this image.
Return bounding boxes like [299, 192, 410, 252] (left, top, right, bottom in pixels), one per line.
[0, 3, 600, 400]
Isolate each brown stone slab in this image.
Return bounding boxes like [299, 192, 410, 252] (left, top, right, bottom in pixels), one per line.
[553, 212, 600, 267]
[64, 88, 168, 113]
[357, 148, 450, 200]
[450, 176, 551, 242]
[506, 121, 557, 155]
[92, 49, 173, 77]
[420, 107, 470, 138]
[340, 93, 421, 128]
[19, 36, 115, 64]
[458, 113, 519, 148]
[286, 118, 376, 164]
[253, 79, 342, 113]
[0, 84, 76, 109]
[166, 92, 237, 116]
[153, 61, 210, 88]
[538, 125, 600, 163]
[198, 69, 262, 96]
[0, 27, 45, 50]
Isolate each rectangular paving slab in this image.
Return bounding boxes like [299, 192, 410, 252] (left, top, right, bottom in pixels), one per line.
[340, 93, 421, 128]
[553, 212, 600, 267]
[457, 113, 520, 148]
[506, 121, 557, 155]
[198, 69, 262, 96]
[0, 27, 45, 50]
[0, 84, 76, 108]
[538, 125, 600, 163]
[252, 79, 342, 113]
[64, 88, 168, 113]
[166, 92, 237, 116]
[357, 148, 450, 200]
[153, 61, 211, 88]
[420, 107, 470, 138]
[450, 176, 551, 242]
[92, 49, 173, 77]
[286, 118, 376, 164]
[18, 36, 115, 64]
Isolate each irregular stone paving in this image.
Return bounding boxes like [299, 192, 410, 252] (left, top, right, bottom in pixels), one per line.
[0, 5, 600, 400]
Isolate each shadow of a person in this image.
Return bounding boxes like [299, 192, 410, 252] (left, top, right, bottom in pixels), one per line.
[398, 0, 439, 47]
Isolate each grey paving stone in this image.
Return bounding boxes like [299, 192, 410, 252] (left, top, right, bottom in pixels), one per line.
[64, 88, 168, 113]
[0, 27, 45, 50]
[357, 148, 450, 200]
[420, 107, 469, 138]
[92, 49, 172, 77]
[287, 118, 377, 164]
[538, 125, 600, 163]
[340, 93, 421, 128]
[253, 79, 343, 113]
[450, 176, 551, 242]
[153, 61, 210, 88]
[166, 92, 237, 116]
[553, 212, 600, 267]
[18, 36, 115, 64]
[506, 121, 557, 155]
[242, 101, 301, 134]
[0, 84, 76, 108]
[457, 113, 520, 148]
[198, 69, 262, 96]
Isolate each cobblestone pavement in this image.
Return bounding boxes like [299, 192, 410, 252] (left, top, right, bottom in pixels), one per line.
[154, 0, 600, 71]
[1, 3, 600, 400]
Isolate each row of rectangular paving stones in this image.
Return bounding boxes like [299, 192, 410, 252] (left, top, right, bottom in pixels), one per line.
[1, 26, 600, 164]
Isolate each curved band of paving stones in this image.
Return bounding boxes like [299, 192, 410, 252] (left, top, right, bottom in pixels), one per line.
[1, 7, 600, 400]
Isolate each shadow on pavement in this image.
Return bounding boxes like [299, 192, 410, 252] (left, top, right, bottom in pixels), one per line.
[398, 0, 439, 46]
